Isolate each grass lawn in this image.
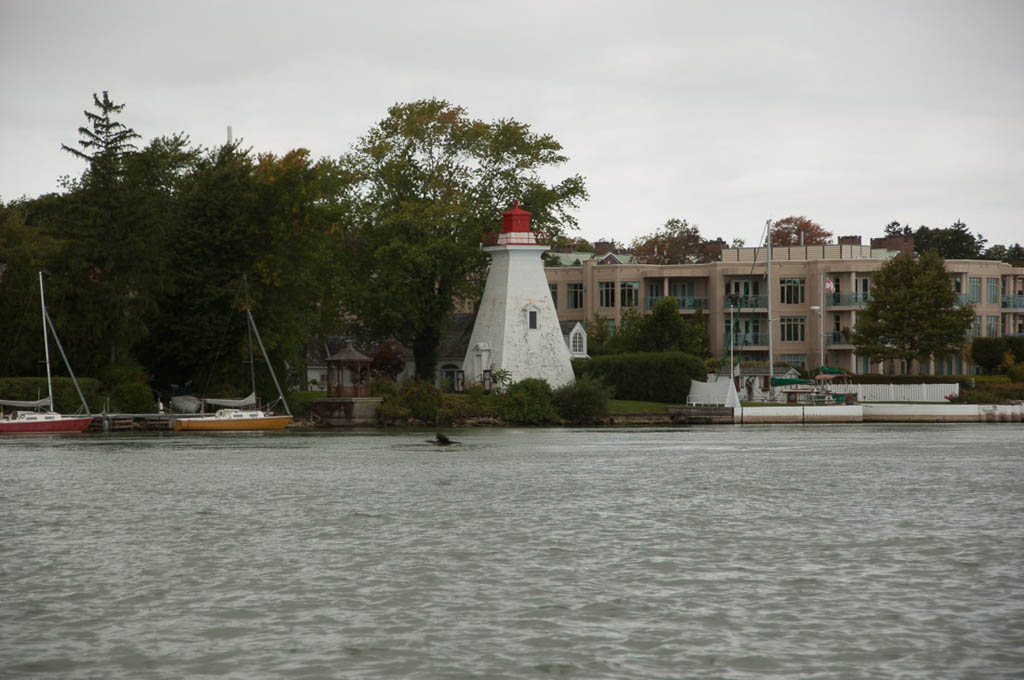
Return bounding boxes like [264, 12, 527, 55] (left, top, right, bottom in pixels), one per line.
[608, 399, 674, 414]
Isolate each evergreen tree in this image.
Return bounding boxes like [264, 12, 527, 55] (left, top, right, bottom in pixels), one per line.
[850, 251, 974, 370]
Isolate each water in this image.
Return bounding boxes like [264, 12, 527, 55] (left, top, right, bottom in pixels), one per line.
[1, 425, 1022, 679]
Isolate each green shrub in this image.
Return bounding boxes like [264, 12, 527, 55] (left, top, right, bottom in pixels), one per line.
[285, 390, 320, 417]
[553, 375, 611, 425]
[436, 392, 495, 426]
[574, 351, 705, 402]
[498, 378, 559, 425]
[109, 382, 155, 413]
[1008, 363, 1024, 383]
[383, 380, 442, 423]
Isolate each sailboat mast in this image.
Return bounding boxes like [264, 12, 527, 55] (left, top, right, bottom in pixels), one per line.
[243, 275, 257, 399]
[39, 271, 54, 411]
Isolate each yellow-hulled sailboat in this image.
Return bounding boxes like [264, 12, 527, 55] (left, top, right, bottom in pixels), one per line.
[172, 277, 292, 432]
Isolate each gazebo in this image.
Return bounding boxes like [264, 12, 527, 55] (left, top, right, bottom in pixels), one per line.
[326, 342, 372, 397]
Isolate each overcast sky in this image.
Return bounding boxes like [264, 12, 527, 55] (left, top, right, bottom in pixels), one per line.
[2, 0, 1022, 249]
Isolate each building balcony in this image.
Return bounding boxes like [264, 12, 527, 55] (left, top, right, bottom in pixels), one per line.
[645, 295, 708, 311]
[825, 331, 852, 346]
[724, 332, 769, 347]
[955, 294, 976, 307]
[1002, 295, 1024, 309]
[724, 294, 768, 309]
[826, 292, 870, 308]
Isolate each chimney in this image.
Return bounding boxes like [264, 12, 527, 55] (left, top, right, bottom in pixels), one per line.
[838, 235, 861, 246]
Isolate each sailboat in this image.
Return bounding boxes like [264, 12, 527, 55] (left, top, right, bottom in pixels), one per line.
[172, 277, 292, 432]
[0, 273, 93, 434]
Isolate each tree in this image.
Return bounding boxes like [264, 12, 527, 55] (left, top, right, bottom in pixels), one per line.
[913, 220, 985, 259]
[602, 297, 708, 356]
[630, 218, 718, 264]
[334, 99, 587, 380]
[770, 216, 832, 246]
[970, 337, 1009, 374]
[883, 221, 912, 237]
[850, 251, 974, 370]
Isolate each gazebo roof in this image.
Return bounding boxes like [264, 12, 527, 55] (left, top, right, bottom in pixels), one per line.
[327, 342, 371, 363]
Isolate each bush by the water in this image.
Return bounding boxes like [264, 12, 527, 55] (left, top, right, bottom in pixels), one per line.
[498, 378, 559, 425]
[377, 380, 443, 424]
[109, 382, 154, 413]
[573, 351, 705, 402]
[552, 375, 611, 425]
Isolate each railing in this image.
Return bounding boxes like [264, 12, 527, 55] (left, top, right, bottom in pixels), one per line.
[829, 383, 960, 403]
[480, 232, 553, 247]
[724, 294, 768, 309]
[825, 331, 850, 346]
[1002, 295, 1024, 309]
[826, 292, 870, 307]
[645, 295, 708, 311]
[955, 294, 975, 307]
[724, 332, 769, 346]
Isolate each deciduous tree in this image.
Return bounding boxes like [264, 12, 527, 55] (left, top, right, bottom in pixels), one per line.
[770, 216, 832, 246]
[630, 218, 719, 264]
[334, 99, 587, 380]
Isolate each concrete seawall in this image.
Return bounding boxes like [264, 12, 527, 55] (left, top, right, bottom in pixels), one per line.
[733, 403, 1023, 424]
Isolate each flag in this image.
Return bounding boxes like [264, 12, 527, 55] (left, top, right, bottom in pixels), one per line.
[825, 278, 835, 293]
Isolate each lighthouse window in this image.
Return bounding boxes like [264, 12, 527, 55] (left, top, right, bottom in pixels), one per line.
[529, 310, 538, 329]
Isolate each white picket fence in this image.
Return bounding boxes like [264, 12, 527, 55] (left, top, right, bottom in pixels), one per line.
[830, 383, 959, 403]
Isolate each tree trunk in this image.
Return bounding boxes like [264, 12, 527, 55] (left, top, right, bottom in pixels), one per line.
[412, 326, 441, 382]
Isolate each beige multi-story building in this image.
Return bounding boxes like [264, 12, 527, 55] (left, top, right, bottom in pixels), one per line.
[544, 239, 1024, 375]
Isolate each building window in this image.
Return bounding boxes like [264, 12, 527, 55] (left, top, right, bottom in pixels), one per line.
[969, 316, 981, 339]
[604, 318, 616, 335]
[986, 278, 999, 305]
[986, 315, 999, 337]
[620, 281, 639, 307]
[780, 278, 805, 305]
[568, 283, 583, 309]
[780, 316, 805, 342]
[969, 277, 981, 304]
[857, 355, 871, 374]
[528, 310, 538, 329]
[780, 354, 806, 369]
[598, 281, 615, 307]
[549, 283, 558, 308]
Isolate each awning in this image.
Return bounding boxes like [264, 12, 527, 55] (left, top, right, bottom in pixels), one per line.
[770, 377, 814, 386]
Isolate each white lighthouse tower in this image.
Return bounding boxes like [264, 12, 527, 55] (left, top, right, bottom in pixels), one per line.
[463, 201, 575, 388]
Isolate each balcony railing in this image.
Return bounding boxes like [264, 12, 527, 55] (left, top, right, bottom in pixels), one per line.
[1002, 295, 1024, 309]
[724, 332, 769, 347]
[955, 293, 975, 307]
[724, 294, 768, 309]
[825, 331, 851, 346]
[826, 292, 870, 307]
[645, 295, 708, 311]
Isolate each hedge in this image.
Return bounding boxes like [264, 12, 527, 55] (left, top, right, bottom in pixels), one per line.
[573, 351, 705, 402]
[0, 376, 102, 413]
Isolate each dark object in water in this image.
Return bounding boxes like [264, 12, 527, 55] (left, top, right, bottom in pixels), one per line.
[430, 433, 457, 446]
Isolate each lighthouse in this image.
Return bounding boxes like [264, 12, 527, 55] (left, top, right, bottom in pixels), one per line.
[463, 202, 575, 388]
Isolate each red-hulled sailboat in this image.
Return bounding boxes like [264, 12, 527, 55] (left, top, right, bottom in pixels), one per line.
[0, 272, 93, 434]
